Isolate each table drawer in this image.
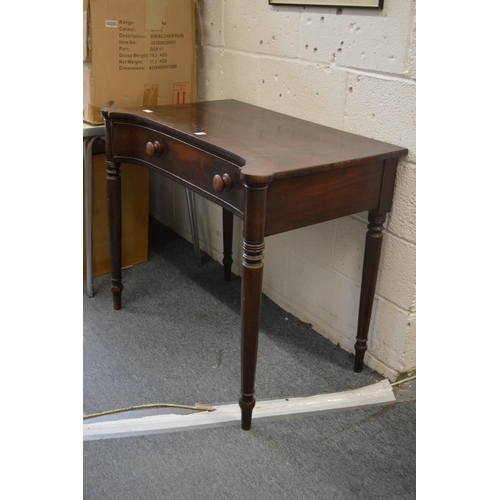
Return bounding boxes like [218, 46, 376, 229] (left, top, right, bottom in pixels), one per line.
[110, 122, 244, 215]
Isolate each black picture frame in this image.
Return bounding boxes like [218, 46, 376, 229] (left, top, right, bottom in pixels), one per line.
[269, 0, 383, 9]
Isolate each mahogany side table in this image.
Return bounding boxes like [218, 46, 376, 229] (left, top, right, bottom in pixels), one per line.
[102, 100, 408, 430]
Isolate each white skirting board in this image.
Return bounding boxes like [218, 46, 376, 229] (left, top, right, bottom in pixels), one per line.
[83, 379, 395, 441]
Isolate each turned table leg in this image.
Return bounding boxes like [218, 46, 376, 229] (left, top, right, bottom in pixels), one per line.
[106, 160, 123, 310]
[239, 182, 268, 430]
[354, 210, 386, 372]
[222, 208, 234, 282]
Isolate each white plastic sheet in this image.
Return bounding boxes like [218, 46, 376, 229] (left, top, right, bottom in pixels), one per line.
[83, 379, 395, 441]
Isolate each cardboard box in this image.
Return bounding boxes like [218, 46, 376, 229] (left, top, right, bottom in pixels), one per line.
[83, 154, 150, 280]
[83, 0, 196, 124]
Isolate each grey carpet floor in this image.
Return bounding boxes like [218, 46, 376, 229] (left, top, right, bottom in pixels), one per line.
[83, 217, 416, 500]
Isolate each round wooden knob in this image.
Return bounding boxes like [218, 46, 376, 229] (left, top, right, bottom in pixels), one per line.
[213, 173, 232, 192]
[222, 173, 232, 191]
[146, 141, 162, 157]
[213, 174, 224, 192]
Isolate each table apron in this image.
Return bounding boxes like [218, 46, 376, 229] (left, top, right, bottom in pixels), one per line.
[264, 161, 385, 237]
[109, 121, 393, 235]
[110, 122, 245, 217]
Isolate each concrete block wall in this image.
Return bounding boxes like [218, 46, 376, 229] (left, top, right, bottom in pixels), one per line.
[150, 0, 416, 380]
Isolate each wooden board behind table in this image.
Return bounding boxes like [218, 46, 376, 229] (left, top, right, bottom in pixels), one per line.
[83, 153, 149, 280]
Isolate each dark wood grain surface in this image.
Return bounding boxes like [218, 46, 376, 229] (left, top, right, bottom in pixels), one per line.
[103, 100, 407, 182]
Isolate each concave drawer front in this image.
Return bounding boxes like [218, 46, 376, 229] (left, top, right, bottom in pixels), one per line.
[110, 122, 244, 215]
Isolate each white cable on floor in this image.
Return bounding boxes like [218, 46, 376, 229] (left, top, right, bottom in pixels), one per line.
[84, 403, 213, 420]
[390, 375, 416, 387]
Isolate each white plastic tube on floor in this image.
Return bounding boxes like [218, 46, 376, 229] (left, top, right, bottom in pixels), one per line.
[83, 379, 395, 441]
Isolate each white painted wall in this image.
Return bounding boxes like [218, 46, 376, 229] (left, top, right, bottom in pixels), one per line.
[150, 0, 416, 380]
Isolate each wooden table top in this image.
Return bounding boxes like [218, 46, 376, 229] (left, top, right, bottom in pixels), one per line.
[103, 99, 408, 182]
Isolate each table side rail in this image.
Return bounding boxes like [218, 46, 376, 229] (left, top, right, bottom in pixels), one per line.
[264, 160, 385, 237]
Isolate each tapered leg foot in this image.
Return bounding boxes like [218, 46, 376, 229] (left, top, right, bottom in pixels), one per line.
[239, 395, 256, 430]
[111, 282, 123, 310]
[354, 351, 366, 373]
